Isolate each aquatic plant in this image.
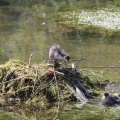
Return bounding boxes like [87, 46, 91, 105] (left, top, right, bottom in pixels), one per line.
[57, 8, 120, 36]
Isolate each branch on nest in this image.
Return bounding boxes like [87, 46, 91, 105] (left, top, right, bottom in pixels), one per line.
[61, 63, 94, 100]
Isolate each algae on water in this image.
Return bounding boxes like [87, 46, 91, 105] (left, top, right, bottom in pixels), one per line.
[57, 8, 120, 35]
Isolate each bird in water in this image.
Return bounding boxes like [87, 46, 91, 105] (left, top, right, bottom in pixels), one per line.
[49, 44, 70, 62]
[101, 92, 120, 105]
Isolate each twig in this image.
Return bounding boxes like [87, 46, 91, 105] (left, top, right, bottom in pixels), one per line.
[29, 47, 48, 60]
[28, 53, 33, 67]
[53, 66, 60, 120]
[80, 66, 120, 68]
[70, 59, 86, 61]
[32, 66, 38, 95]
[26, 77, 54, 103]
[2, 70, 15, 82]
[74, 57, 87, 67]
[46, 69, 65, 75]
[0, 78, 19, 85]
[63, 68, 93, 99]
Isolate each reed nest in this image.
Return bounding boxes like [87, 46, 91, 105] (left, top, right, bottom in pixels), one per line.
[0, 59, 104, 104]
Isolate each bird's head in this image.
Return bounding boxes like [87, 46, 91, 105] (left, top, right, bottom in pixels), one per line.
[64, 56, 70, 61]
[104, 92, 109, 98]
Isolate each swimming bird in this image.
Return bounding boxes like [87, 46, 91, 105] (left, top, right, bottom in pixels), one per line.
[49, 44, 70, 62]
[101, 92, 120, 105]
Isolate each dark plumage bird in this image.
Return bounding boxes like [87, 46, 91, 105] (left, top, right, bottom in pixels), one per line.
[49, 44, 70, 62]
[101, 92, 120, 105]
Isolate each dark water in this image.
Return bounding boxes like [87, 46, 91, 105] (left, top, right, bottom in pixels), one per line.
[0, 0, 120, 120]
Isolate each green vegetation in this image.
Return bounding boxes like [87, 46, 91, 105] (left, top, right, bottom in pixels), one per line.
[57, 8, 120, 36]
[0, 59, 113, 120]
[59, 104, 120, 120]
[0, 110, 22, 120]
[80, 69, 120, 83]
[0, 59, 105, 104]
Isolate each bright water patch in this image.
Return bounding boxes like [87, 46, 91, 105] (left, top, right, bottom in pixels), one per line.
[77, 8, 120, 30]
[61, 8, 120, 30]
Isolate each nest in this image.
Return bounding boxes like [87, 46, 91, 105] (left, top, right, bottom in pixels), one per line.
[0, 59, 102, 104]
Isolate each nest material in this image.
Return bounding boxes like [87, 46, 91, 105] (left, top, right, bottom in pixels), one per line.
[0, 59, 102, 104]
